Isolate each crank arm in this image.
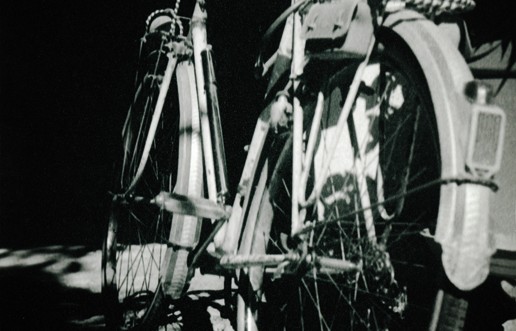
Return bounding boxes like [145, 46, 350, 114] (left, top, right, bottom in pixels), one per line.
[220, 253, 362, 274]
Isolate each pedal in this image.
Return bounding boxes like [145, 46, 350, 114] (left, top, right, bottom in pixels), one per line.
[315, 256, 362, 273]
[152, 192, 231, 219]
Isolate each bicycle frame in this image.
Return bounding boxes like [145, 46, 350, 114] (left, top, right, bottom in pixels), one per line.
[103, 1, 509, 329]
[156, 0, 505, 294]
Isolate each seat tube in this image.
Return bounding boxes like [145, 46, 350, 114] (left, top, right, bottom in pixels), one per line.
[291, 4, 305, 237]
[202, 46, 230, 202]
[192, 2, 218, 202]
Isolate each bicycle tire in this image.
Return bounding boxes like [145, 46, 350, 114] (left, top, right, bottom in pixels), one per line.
[243, 30, 469, 330]
[433, 290, 468, 331]
[101, 24, 203, 330]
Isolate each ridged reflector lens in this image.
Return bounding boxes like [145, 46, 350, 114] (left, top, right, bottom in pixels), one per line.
[467, 104, 506, 177]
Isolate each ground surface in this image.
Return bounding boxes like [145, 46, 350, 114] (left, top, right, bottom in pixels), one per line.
[0, 246, 233, 331]
[0, 246, 515, 330]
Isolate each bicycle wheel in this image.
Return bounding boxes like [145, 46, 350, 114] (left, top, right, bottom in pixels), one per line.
[261, 30, 462, 330]
[102, 26, 203, 330]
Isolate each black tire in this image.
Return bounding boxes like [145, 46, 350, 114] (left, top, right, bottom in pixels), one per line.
[255, 30, 468, 330]
[434, 290, 468, 331]
[101, 22, 203, 330]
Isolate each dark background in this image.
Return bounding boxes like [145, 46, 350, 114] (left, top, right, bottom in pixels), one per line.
[0, 0, 288, 247]
[1, 0, 514, 248]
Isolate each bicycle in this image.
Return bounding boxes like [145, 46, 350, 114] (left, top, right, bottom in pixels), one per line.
[101, 0, 507, 330]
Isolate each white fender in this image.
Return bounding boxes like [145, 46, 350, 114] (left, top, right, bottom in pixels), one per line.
[384, 10, 495, 290]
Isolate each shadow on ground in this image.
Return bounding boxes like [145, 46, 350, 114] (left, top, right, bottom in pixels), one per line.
[0, 245, 513, 331]
[0, 246, 231, 331]
[0, 246, 104, 330]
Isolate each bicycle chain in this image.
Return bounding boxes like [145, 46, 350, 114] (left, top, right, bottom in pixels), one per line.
[174, 0, 181, 16]
[144, 0, 184, 36]
[396, 0, 476, 15]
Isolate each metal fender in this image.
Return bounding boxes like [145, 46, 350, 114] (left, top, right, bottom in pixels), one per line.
[383, 10, 495, 290]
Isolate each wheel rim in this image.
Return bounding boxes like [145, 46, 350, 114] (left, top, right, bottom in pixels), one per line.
[267, 42, 442, 331]
[102, 36, 181, 330]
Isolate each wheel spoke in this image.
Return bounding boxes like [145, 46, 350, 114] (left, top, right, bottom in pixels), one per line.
[101, 28, 191, 330]
[265, 39, 442, 330]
